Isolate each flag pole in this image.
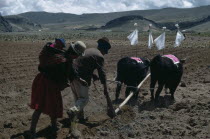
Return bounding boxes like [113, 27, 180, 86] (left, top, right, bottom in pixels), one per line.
[135, 41, 138, 57]
[162, 27, 166, 55]
[148, 24, 153, 57]
[163, 47, 165, 55]
[127, 23, 138, 56]
[175, 24, 179, 55]
[134, 23, 138, 57]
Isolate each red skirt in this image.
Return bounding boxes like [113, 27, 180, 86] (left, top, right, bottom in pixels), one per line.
[30, 73, 63, 118]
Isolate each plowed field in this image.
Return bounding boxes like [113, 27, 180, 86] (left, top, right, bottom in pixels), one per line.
[0, 34, 210, 139]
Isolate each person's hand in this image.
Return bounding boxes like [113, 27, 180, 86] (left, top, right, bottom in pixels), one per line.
[79, 78, 88, 86]
[92, 74, 99, 82]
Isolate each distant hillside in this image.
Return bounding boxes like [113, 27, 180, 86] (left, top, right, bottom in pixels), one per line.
[5, 15, 42, 32]
[163, 15, 210, 30]
[19, 12, 78, 24]
[102, 15, 144, 28]
[2, 5, 210, 32]
[95, 15, 210, 32]
[188, 21, 210, 32]
[150, 15, 210, 31]
[19, 5, 210, 25]
[0, 15, 12, 32]
[145, 6, 210, 23]
[99, 15, 157, 32]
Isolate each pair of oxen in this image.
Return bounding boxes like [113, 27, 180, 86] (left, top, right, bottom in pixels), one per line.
[115, 54, 185, 104]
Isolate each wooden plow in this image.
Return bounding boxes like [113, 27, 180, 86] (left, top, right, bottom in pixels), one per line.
[115, 73, 151, 114]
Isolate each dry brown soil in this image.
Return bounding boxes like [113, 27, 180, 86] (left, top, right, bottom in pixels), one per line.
[0, 35, 210, 139]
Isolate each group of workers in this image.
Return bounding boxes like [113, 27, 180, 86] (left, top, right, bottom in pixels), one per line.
[28, 37, 113, 138]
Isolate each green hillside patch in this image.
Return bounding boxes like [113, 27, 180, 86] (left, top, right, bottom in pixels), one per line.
[188, 21, 210, 32]
[5, 15, 42, 32]
[0, 15, 12, 32]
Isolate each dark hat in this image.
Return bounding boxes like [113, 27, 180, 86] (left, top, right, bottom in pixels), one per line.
[55, 38, 66, 48]
[97, 37, 111, 50]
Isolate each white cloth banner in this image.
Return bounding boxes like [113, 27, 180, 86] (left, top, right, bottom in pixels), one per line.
[148, 31, 154, 49]
[174, 30, 185, 47]
[154, 32, 165, 50]
[127, 29, 138, 45]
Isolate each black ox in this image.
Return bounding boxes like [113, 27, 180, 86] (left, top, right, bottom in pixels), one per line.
[150, 54, 185, 104]
[115, 57, 150, 101]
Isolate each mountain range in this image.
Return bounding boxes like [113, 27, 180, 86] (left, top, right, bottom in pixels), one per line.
[1, 5, 210, 32]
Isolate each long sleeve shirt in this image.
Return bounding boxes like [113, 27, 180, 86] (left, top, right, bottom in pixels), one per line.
[73, 48, 106, 86]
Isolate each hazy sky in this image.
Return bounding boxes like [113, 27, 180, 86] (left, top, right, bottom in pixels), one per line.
[0, 0, 210, 16]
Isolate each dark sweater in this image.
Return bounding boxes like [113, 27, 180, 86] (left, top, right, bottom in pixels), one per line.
[73, 48, 106, 86]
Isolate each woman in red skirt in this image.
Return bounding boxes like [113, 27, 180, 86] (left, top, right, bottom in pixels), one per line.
[29, 39, 87, 138]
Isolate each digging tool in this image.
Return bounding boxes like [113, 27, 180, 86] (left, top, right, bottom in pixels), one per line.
[104, 90, 116, 118]
[93, 82, 116, 118]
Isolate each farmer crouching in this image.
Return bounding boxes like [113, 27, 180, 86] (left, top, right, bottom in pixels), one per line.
[29, 39, 86, 138]
[67, 37, 115, 138]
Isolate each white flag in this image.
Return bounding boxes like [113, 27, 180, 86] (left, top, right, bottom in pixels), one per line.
[127, 29, 138, 45]
[148, 31, 154, 49]
[174, 30, 185, 47]
[154, 32, 165, 50]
